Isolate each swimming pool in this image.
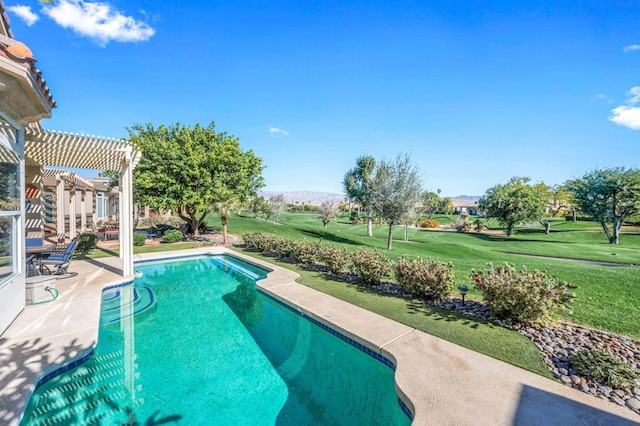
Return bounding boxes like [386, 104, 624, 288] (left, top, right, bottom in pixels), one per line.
[21, 254, 412, 425]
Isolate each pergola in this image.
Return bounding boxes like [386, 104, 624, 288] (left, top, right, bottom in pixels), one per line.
[24, 128, 141, 276]
[41, 168, 94, 242]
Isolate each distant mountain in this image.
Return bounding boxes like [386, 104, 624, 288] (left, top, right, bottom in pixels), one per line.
[259, 191, 344, 205]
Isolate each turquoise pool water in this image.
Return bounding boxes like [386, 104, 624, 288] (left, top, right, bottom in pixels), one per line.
[22, 255, 412, 425]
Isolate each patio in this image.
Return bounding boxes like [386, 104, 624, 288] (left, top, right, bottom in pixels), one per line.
[1, 248, 639, 425]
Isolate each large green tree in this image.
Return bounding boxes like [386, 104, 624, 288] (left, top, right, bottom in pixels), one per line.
[567, 167, 640, 244]
[369, 154, 423, 249]
[343, 155, 376, 237]
[478, 177, 547, 237]
[129, 122, 264, 235]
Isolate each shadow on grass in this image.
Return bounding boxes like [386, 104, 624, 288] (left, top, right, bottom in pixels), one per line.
[461, 230, 588, 245]
[316, 272, 495, 331]
[295, 228, 365, 246]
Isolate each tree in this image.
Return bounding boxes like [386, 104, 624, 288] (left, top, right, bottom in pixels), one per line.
[343, 155, 376, 237]
[369, 154, 423, 249]
[129, 122, 264, 235]
[535, 183, 554, 235]
[249, 196, 268, 218]
[267, 194, 286, 224]
[210, 187, 240, 245]
[317, 201, 339, 228]
[422, 190, 442, 219]
[567, 167, 640, 244]
[478, 177, 547, 237]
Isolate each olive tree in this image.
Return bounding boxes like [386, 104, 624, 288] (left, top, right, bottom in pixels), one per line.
[478, 177, 547, 237]
[369, 154, 423, 249]
[567, 167, 640, 244]
[317, 201, 339, 228]
[343, 155, 376, 237]
[129, 122, 264, 235]
[268, 194, 287, 224]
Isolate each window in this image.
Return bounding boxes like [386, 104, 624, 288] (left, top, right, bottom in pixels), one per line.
[96, 192, 108, 219]
[0, 142, 20, 283]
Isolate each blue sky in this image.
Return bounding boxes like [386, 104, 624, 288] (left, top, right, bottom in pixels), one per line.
[6, 0, 640, 196]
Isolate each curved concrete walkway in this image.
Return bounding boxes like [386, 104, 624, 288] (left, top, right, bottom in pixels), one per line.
[1, 248, 638, 425]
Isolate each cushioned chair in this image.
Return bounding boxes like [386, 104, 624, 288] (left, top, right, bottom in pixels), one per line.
[38, 239, 78, 275]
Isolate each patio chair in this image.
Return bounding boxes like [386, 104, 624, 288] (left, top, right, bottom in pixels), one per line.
[38, 239, 79, 275]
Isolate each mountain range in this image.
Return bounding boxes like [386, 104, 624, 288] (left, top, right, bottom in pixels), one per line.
[259, 191, 481, 204]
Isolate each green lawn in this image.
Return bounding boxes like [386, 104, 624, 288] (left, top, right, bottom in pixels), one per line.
[217, 212, 640, 339]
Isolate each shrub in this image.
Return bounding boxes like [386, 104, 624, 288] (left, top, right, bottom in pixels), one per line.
[569, 349, 639, 389]
[133, 232, 147, 246]
[471, 263, 573, 325]
[349, 210, 360, 224]
[272, 237, 297, 259]
[243, 232, 278, 253]
[455, 213, 470, 232]
[472, 219, 485, 232]
[293, 241, 321, 265]
[419, 219, 440, 229]
[77, 233, 98, 253]
[162, 229, 184, 244]
[242, 232, 261, 249]
[157, 223, 178, 234]
[318, 245, 350, 274]
[394, 256, 453, 301]
[350, 250, 393, 286]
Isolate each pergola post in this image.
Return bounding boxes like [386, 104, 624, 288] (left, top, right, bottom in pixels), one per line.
[119, 148, 134, 276]
[69, 184, 76, 239]
[55, 175, 65, 242]
[80, 190, 87, 233]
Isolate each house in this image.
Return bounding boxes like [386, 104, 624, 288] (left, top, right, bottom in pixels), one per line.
[0, 3, 140, 335]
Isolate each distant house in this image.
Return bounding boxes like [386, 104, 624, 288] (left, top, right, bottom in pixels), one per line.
[451, 199, 481, 216]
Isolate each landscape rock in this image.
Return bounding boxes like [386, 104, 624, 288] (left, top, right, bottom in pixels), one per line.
[626, 397, 640, 411]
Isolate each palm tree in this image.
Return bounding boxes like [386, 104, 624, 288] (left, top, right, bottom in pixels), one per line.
[210, 187, 240, 245]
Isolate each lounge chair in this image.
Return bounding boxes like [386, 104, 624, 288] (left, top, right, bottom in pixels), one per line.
[38, 239, 78, 275]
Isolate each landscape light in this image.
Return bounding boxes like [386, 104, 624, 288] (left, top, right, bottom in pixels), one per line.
[458, 285, 468, 306]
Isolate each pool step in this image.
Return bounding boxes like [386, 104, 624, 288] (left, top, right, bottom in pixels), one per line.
[100, 285, 156, 326]
[23, 349, 141, 426]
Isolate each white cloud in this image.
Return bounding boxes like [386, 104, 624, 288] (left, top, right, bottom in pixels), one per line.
[269, 127, 290, 136]
[609, 86, 640, 130]
[593, 94, 613, 104]
[7, 5, 39, 26]
[623, 45, 640, 53]
[42, 0, 155, 46]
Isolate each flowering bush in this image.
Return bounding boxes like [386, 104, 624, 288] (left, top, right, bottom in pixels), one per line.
[293, 241, 321, 265]
[394, 256, 453, 301]
[471, 263, 573, 325]
[318, 245, 350, 274]
[418, 219, 440, 229]
[350, 250, 393, 286]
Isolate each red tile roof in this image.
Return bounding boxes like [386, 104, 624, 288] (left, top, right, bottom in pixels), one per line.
[0, 0, 56, 110]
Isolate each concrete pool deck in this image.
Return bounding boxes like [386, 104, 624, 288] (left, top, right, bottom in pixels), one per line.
[1, 248, 638, 425]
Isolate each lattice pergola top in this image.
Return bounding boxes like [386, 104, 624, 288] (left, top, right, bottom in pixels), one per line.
[25, 127, 141, 171]
[41, 168, 94, 190]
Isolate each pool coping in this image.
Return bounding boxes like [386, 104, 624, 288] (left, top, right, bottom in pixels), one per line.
[2, 247, 639, 425]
